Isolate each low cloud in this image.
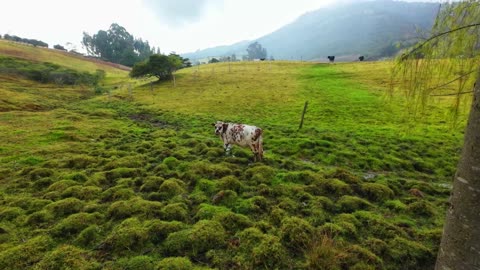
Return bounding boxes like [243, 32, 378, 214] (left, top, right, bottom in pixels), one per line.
[143, 0, 215, 26]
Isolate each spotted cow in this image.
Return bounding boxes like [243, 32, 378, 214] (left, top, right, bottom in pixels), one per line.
[212, 121, 264, 162]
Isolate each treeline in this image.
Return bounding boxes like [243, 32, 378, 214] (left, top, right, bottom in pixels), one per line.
[0, 56, 105, 86]
[82, 23, 158, 67]
[1, 34, 48, 48]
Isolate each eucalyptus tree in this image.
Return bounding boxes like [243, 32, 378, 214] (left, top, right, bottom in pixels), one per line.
[391, 1, 480, 269]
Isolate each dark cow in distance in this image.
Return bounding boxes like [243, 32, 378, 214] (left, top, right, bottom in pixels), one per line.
[359, 56, 365, 61]
[327, 56, 335, 63]
[212, 121, 264, 162]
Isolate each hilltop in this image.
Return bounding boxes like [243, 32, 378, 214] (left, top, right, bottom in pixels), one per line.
[183, 1, 439, 62]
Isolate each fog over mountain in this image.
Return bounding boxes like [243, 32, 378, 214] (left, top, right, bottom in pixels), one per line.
[183, 1, 439, 62]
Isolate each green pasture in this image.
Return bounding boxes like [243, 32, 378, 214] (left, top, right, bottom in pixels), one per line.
[0, 46, 467, 269]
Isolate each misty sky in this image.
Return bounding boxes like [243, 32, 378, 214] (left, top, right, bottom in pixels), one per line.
[0, 0, 443, 54]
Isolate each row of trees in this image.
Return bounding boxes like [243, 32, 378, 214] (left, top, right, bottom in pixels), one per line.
[1, 34, 48, 48]
[82, 23, 158, 67]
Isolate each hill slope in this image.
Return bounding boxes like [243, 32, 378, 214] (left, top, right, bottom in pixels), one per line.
[183, 0, 439, 61]
[0, 43, 466, 269]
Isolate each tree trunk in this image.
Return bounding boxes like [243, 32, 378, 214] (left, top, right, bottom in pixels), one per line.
[435, 71, 480, 270]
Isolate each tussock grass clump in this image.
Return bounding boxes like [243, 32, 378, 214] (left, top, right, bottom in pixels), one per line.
[161, 203, 189, 222]
[360, 183, 394, 201]
[195, 203, 231, 220]
[47, 180, 79, 192]
[384, 200, 407, 212]
[74, 225, 103, 248]
[107, 198, 163, 220]
[387, 236, 434, 269]
[212, 211, 253, 233]
[115, 255, 155, 270]
[52, 212, 103, 238]
[235, 196, 269, 215]
[158, 178, 187, 199]
[146, 220, 188, 244]
[337, 195, 372, 212]
[187, 161, 233, 179]
[407, 200, 437, 217]
[245, 165, 276, 184]
[156, 257, 192, 270]
[217, 175, 243, 193]
[0, 235, 54, 270]
[139, 176, 165, 193]
[0, 207, 25, 221]
[61, 185, 102, 201]
[29, 168, 54, 180]
[103, 217, 150, 256]
[163, 220, 227, 256]
[280, 217, 315, 253]
[34, 245, 100, 270]
[310, 178, 352, 197]
[46, 197, 85, 217]
[63, 154, 97, 169]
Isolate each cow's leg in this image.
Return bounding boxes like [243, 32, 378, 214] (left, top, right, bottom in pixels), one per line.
[250, 143, 258, 162]
[224, 143, 232, 156]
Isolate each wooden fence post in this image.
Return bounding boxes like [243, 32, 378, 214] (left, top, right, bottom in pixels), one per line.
[298, 101, 309, 130]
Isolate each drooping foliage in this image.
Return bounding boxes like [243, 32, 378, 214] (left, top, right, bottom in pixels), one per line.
[2, 34, 48, 48]
[82, 23, 156, 67]
[391, 1, 480, 122]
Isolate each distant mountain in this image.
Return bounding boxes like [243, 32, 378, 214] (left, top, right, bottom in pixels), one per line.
[182, 1, 439, 62]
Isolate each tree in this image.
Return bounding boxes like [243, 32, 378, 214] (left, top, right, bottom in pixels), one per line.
[53, 44, 66, 51]
[247, 41, 267, 60]
[130, 53, 184, 82]
[209, 58, 220, 63]
[82, 23, 155, 66]
[391, 2, 480, 269]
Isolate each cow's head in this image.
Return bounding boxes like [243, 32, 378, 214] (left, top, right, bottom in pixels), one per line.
[212, 121, 228, 135]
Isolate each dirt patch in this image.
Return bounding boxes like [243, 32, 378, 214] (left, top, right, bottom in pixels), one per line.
[128, 113, 169, 128]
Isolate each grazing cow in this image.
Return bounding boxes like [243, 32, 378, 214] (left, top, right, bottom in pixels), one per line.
[327, 56, 335, 63]
[359, 56, 365, 61]
[212, 121, 264, 162]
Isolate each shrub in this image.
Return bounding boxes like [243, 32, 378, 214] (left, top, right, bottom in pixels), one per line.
[337, 195, 372, 212]
[156, 257, 192, 270]
[360, 183, 394, 201]
[306, 234, 346, 270]
[33, 245, 100, 270]
[280, 217, 315, 252]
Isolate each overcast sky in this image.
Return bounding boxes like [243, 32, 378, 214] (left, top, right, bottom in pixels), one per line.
[0, 0, 442, 54]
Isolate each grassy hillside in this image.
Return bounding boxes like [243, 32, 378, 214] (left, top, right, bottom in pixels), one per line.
[0, 44, 467, 269]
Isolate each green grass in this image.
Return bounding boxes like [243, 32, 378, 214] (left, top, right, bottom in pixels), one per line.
[0, 44, 467, 269]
